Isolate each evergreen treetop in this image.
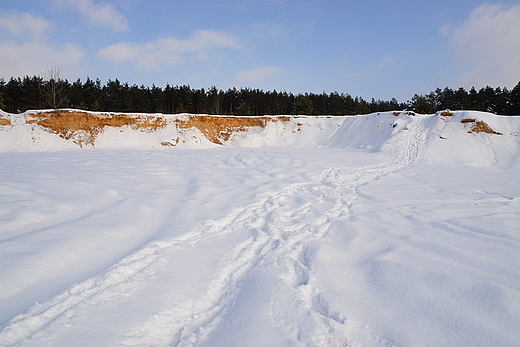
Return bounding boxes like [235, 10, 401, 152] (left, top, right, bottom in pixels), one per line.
[0, 75, 518, 116]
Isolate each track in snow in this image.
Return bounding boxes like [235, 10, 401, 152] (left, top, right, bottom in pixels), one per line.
[0, 118, 428, 347]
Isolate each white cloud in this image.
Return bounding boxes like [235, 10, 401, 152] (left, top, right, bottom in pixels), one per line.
[236, 66, 283, 82]
[0, 41, 85, 78]
[376, 56, 397, 70]
[55, 0, 128, 32]
[0, 10, 85, 79]
[442, 3, 520, 88]
[250, 22, 286, 39]
[98, 30, 241, 69]
[0, 10, 51, 39]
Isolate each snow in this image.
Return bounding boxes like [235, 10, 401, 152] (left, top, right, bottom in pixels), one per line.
[0, 110, 519, 346]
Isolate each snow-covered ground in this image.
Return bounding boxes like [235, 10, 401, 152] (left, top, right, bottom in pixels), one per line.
[0, 111, 519, 346]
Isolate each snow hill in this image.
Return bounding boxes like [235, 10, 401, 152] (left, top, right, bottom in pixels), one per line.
[0, 108, 519, 167]
[0, 109, 519, 347]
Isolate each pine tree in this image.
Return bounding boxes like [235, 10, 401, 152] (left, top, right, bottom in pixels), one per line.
[408, 94, 435, 114]
[208, 86, 224, 115]
[0, 92, 5, 110]
[0, 79, 6, 110]
[234, 101, 253, 116]
[4, 77, 22, 113]
[507, 81, 520, 115]
[292, 95, 313, 115]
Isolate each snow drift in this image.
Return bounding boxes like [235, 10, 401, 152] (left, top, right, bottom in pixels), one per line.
[0, 108, 519, 167]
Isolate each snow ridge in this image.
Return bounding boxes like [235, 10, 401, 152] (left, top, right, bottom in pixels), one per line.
[1, 109, 519, 169]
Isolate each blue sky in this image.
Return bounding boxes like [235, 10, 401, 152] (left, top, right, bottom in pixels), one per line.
[1, 0, 519, 102]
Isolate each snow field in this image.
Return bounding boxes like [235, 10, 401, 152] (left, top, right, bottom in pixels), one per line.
[0, 111, 519, 346]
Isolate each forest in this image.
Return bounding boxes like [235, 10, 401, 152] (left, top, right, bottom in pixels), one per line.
[1, 75, 519, 116]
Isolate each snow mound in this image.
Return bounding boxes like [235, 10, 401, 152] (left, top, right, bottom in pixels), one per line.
[420, 110, 520, 167]
[0, 109, 518, 167]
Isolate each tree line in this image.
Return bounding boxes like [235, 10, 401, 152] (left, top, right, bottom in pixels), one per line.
[1, 75, 519, 115]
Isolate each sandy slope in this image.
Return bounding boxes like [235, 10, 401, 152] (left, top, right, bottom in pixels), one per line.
[0, 110, 519, 346]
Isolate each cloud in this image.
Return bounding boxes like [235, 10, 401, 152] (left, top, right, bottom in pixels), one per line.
[0, 9, 51, 39]
[236, 66, 283, 82]
[250, 22, 286, 39]
[0, 10, 85, 79]
[442, 3, 520, 88]
[98, 30, 241, 69]
[55, 0, 128, 32]
[0, 41, 85, 79]
[375, 56, 397, 70]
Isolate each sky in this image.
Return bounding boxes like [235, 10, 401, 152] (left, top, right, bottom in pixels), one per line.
[1, 0, 519, 102]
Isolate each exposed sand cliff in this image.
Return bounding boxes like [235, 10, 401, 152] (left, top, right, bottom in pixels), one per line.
[0, 117, 11, 126]
[176, 115, 290, 145]
[18, 110, 293, 147]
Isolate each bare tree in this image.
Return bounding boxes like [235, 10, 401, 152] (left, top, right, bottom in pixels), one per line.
[41, 65, 68, 109]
